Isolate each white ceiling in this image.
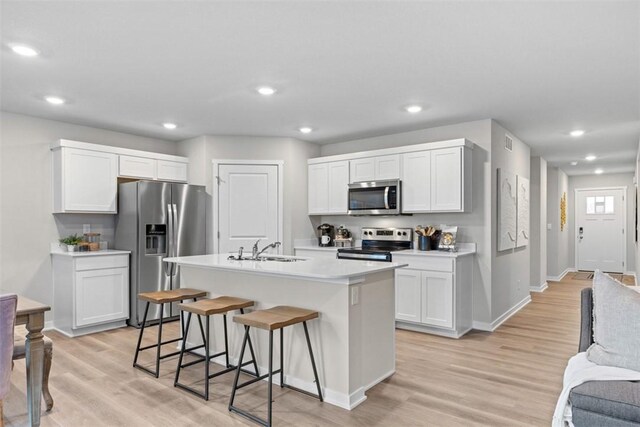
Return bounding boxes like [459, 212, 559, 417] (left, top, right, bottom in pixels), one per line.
[2, 1, 639, 175]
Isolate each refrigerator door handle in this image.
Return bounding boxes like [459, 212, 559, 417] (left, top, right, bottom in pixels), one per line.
[164, 203, 173, 277]
[171, 203, 179, 277]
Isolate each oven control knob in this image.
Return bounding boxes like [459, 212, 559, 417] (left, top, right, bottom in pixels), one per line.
[397, 231, 401, 236]
[402, 232, 407, 236]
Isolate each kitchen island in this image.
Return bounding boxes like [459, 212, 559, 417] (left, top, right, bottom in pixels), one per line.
[164, 254, 407, 410]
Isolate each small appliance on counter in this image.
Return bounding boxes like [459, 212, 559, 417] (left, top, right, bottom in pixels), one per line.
[317, 223, 335, 247]
[334, 225, 353, 248]
[337, 227, 413, 262]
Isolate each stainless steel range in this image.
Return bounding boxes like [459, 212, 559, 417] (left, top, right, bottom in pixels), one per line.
[337, 227, 413, 262]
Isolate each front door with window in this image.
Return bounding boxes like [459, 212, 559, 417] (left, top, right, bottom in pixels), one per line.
[576, 188, 626, 272]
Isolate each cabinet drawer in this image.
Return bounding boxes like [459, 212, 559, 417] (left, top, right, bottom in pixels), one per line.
[75, 255, 129, 271]
[393, 256, 453, 272]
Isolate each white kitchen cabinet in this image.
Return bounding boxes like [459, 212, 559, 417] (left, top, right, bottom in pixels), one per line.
[157, 160, 188, 182]
[394, 254, 473, 338]
[52, 251, 130, 337]
[402, 151, 432, 212]
[349, 155, 400, 183]
[421, 271, 454, 328]
[402, 147, 471, 213]
[395, 269, 422, 323]
[308, 160, 349, 215]
[119, 155, 156, 179]
[52, 141, 188, 214]
[52, 147, 118, 213]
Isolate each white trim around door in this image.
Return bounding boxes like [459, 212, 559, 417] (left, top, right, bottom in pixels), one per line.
[574, 186, 627, 273]
[212, 159, 284, 254]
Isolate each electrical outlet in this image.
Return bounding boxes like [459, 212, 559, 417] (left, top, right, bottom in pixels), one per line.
[351, 287, 359, 306]
[83, 224, 91, 234]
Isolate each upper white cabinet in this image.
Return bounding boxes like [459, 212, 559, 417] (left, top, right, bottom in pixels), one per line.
[402, 151, 432, 212]
[309, 138, 474, 215]
[119, 155, 156, 179]
[157, 160, 188, 182]
[349, 154, 400, 183]
[308, 160, 349, 215]
[52, 140, 189, 213]
[53, 147, 118, 213]
[402, 146, 472, 213]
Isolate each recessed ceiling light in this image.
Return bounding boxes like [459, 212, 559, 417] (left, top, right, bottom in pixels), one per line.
[585, 155, 597, 161]
[570, 161, 578, 166]
[11, 44, 39, 57]
[405, 105, 422, 114]
[570, 130, 585, 137]
[162, 122, 177, 130]
[594, 169, 603, 175]
[257, 86, 276, 96]
[298, 127, 313, 134]
[45, 96, 65, 105]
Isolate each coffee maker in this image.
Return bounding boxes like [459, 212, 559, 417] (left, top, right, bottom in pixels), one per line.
[317, 223, 335, 247]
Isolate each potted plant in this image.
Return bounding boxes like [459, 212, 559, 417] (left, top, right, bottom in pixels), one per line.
[59, 234, 83, 252]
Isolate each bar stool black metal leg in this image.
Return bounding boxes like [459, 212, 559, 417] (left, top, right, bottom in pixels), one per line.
[240, 308, 260, 376]
[303, 321, 323, 402]
[174, 312, 192, 386]
[268, 330, 274, 427]
[133, 302, 150, 367]
[223, 314, 230, 368]
[155, 303, 165, 378]
[229, 326, 250, 409]
[280, 328, 284, 388]
[204, 315, 210, 400]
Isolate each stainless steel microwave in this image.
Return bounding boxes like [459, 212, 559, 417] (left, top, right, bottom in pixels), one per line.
[347, 180, 401, 215]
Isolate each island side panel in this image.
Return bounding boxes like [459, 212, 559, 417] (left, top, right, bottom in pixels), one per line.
[348, 270, 396, 407]
[179, 266, 353, 408]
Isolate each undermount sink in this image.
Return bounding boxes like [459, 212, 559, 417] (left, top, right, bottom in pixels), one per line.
[227, 255, 306, 262]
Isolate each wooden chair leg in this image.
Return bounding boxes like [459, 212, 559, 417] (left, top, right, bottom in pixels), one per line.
[43, 347, 54, 411]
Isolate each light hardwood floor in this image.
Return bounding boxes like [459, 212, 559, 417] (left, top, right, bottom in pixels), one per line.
[4, 274, 635, 426]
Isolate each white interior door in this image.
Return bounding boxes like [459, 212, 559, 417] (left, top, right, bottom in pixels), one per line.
[576, 188, 626, 272]
[216, 163, 281, 255]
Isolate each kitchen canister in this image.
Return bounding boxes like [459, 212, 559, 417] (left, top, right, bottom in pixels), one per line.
[418, 235, 431, 251]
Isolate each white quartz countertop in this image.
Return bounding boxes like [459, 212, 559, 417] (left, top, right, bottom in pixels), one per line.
[51, 249, 131, 257]
[294, 245, 342, 252]
[164, 254, 407, 284]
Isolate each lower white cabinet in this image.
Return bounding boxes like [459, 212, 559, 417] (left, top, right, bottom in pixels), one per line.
[52, 252, 130, 337]
[394, 254, 473, 338]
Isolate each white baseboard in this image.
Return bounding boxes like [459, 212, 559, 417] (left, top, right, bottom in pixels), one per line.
[529, 281, 548, 293]
[43, 321, 55, 331]
[547, 268, 574, 282]
[472, 294, 531, 332]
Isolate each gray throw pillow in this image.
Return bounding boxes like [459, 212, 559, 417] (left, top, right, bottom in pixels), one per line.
[587, 271, 640, 371]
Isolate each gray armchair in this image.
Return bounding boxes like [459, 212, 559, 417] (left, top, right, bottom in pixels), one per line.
[0, 293, 17, 424]
[568, 288, 640, 426]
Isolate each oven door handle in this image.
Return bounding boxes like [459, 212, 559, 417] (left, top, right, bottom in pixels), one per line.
[384, 186, 390, 209]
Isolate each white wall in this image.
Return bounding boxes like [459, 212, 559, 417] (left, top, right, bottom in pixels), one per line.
[547, 166, 570, 279]
[318, 119, 494, 324]
[176, 135, 321, 255]
[490, 121, 531, 321]
[568, 173, 636, 274]
[530, 156, 548, 289]
[0, 111, 177, 319]
[636, 142, 640, 279]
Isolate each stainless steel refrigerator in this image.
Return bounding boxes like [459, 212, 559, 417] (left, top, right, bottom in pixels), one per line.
[115, 181, 206, 327]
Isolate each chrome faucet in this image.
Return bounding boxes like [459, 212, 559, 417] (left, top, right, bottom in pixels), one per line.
[228, 246, 244, 261]
[252, 240, 281, 260]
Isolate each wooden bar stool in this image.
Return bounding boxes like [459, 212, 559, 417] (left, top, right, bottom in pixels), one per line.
[174, 296, 260, 400]
[229, 306, 323, 427]
[133, 288, 208, 378]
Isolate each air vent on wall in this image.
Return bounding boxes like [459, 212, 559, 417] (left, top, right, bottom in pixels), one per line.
[505, 134, 513, 152]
